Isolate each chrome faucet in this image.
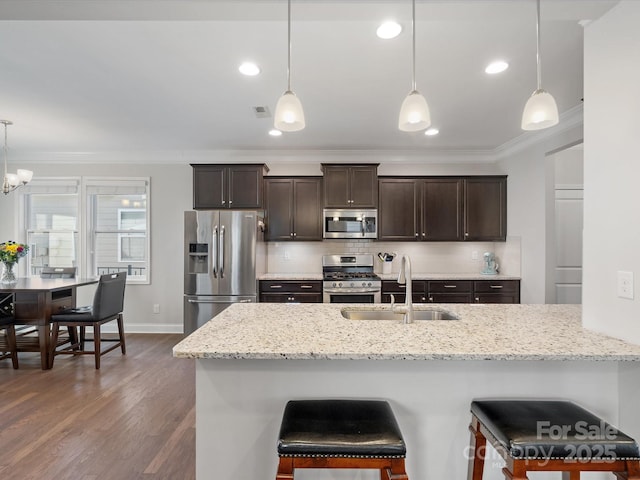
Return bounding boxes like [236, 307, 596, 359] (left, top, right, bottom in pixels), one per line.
[390, 255, 414, 324]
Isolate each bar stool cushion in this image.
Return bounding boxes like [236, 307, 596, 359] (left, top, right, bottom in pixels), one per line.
[277, 399, 406, 458]
[471, 400, 640, 460]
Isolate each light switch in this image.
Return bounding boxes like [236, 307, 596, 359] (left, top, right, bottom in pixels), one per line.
[617, 271, 634, 299]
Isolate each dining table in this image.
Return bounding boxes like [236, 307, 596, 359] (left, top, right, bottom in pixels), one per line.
[0, 277, 99, 369]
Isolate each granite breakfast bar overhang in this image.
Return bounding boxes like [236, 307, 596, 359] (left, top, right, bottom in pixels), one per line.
[173, 304, 640, 480]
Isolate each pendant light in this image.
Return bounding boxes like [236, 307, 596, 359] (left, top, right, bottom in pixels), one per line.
[2, 120, 33, 195]
[398, 0, 431, 132]
[521, 0, 559, 130]
[274, 0, 305, 132]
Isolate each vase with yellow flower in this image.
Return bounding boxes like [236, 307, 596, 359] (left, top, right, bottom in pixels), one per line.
[0, 241, 29, 284]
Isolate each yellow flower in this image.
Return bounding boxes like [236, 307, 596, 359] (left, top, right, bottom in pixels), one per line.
[6, 244, 18, 253]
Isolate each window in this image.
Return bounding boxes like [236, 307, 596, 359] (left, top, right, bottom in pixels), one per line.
[21, 179, 80, 276]
[87, 179, 150, 283]
[118, 209, 146, 262]
[20, 177, 150, 284]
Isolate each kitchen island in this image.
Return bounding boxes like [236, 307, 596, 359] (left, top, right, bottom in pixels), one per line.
[173, 303, 640, 480]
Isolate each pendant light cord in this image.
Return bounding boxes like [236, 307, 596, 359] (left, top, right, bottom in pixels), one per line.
[2, 122, 8, 179]
[536, 0, 542, 91]
[287, 0, 292, 92]
[411, 0, 416, 92]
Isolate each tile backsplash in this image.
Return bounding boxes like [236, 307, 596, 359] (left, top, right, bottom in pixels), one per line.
[266, 237, 521, 276]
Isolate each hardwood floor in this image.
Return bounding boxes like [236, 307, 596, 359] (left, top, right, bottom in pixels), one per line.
[0, 334, 195, 480]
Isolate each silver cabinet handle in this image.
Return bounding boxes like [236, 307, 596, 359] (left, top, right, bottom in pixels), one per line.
[415, 233, 419, 237]
[219, 225, 225, 278]
[444, 285, 457, 289]
[222, 200, 226, 205]
[465, 232, 469, 237]
[229, 200, 233, 205]
[270, 285, 283, 289]
[422, 232, 426, 237]
[300, 285, 313, 289]
[429, 297, 433, 302]
[490, 285, 503, 289]
[293, 233, 297, 237]
[212, 225, 218, 278]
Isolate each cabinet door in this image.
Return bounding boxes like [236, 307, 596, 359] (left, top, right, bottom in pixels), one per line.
[293, 178, 323, 241]
[193, 165, 226, 209]
[228, 165, 264, 208]
[474, 293, 519, 304]
[264, 179, 294, 241]
[421, 179, 463, 241]
[378, 179, 419, 241]
[464, 177, 507, 241]
[428, 293, 474, 303]
[350, 166, 378, 208]
[323, 166, 351, 207]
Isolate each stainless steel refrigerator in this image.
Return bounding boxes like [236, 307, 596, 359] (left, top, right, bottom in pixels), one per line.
[184, 210, 266, 334]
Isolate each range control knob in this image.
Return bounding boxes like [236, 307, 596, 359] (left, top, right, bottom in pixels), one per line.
[367, 282, 372, 287]
[350, 282, 355, 287]
[338, 282, 343, 287]
[332, 282, 337, 287]
[361, 282, 366, 287]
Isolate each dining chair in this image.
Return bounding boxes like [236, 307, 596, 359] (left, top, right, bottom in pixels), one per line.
[50, 272, 126, 369]
[0, 293, 19, 369]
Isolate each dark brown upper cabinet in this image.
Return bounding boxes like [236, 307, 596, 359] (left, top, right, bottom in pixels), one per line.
[378, 179, 420, 241]
[264, 177, 323, 241]
[463, 177, 507, 241]
[378, 176, 506, 242]
[321, 164, 378, 208]
[421, 178, 464, 241]
[192, 164, 268, 210]
[378, 178, 463, 241]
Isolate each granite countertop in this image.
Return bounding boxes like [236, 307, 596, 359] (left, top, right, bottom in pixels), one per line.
[173, 303, 640, 361]
[377, 273, 521, 281]
[258, 273, 520, 281]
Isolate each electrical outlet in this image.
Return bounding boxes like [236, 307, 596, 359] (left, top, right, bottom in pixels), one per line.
[472, 250, 479, 261]
[617, 271, 634, 300]
[153, 304, 160, 314]
[283, 251, 291, 261]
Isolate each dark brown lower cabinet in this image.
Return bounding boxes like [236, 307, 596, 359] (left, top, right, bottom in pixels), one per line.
[382, 279, 520, 304]
[259, 280, 323, 303]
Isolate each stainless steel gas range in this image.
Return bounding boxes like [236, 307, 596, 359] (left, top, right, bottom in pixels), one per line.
[322, 254, 381, 303]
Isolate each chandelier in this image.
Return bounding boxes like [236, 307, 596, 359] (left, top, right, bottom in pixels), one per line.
[2, 120, 33, 195]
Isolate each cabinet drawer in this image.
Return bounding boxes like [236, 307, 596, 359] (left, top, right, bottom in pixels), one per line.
[473, 280, 519, 293]
[381, 280, 426, 294]
[260, 293, 322, 303]
[51, 297, 74, 314]
[259, 280, 322, 293]
[381, 293, 426, 304]
[428, 281, 473, 293]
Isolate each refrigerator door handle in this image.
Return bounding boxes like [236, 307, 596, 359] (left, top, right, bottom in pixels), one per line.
[219, 225, 225, 278]
[212, 225, 218, 278]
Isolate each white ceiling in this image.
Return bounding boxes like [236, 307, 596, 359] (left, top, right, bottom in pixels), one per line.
[0, 0, 618, 154]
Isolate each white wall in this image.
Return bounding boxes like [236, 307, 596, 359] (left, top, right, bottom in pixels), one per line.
[496, 125, 583, 303]
[582, 1, 640, 343]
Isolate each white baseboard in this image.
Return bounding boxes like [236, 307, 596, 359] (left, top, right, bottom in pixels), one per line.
[100, 323, 184, 334]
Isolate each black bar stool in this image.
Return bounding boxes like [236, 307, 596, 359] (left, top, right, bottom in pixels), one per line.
[467, 399, 640, 480]
[276, 399, 409, 480]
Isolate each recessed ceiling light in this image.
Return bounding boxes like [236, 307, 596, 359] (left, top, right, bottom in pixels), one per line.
[485, 61, 509, 75]
[376, 21, 402, 39]
[239, 62, 261, 76]
[269, 129, 282, 137]
[424, 128, 439, 136]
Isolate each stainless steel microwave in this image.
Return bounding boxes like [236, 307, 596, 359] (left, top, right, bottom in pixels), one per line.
[323, 209, 378, 239]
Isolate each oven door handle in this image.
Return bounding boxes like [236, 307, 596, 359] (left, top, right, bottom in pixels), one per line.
[323, 288, 381, 294]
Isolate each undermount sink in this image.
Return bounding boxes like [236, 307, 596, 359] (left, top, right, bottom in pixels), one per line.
[341, 308, 459, 321]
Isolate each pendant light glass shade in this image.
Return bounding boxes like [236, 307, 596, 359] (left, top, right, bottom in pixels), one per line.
[2, 120, 33, 195]
[399, 0, 430, 132]
[521, 0, 558, 131]
[521, 88, 559, 130]
[398, 90, 431, 132]
[274, 0, 305, 132]
[274, 90, 305, 132]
